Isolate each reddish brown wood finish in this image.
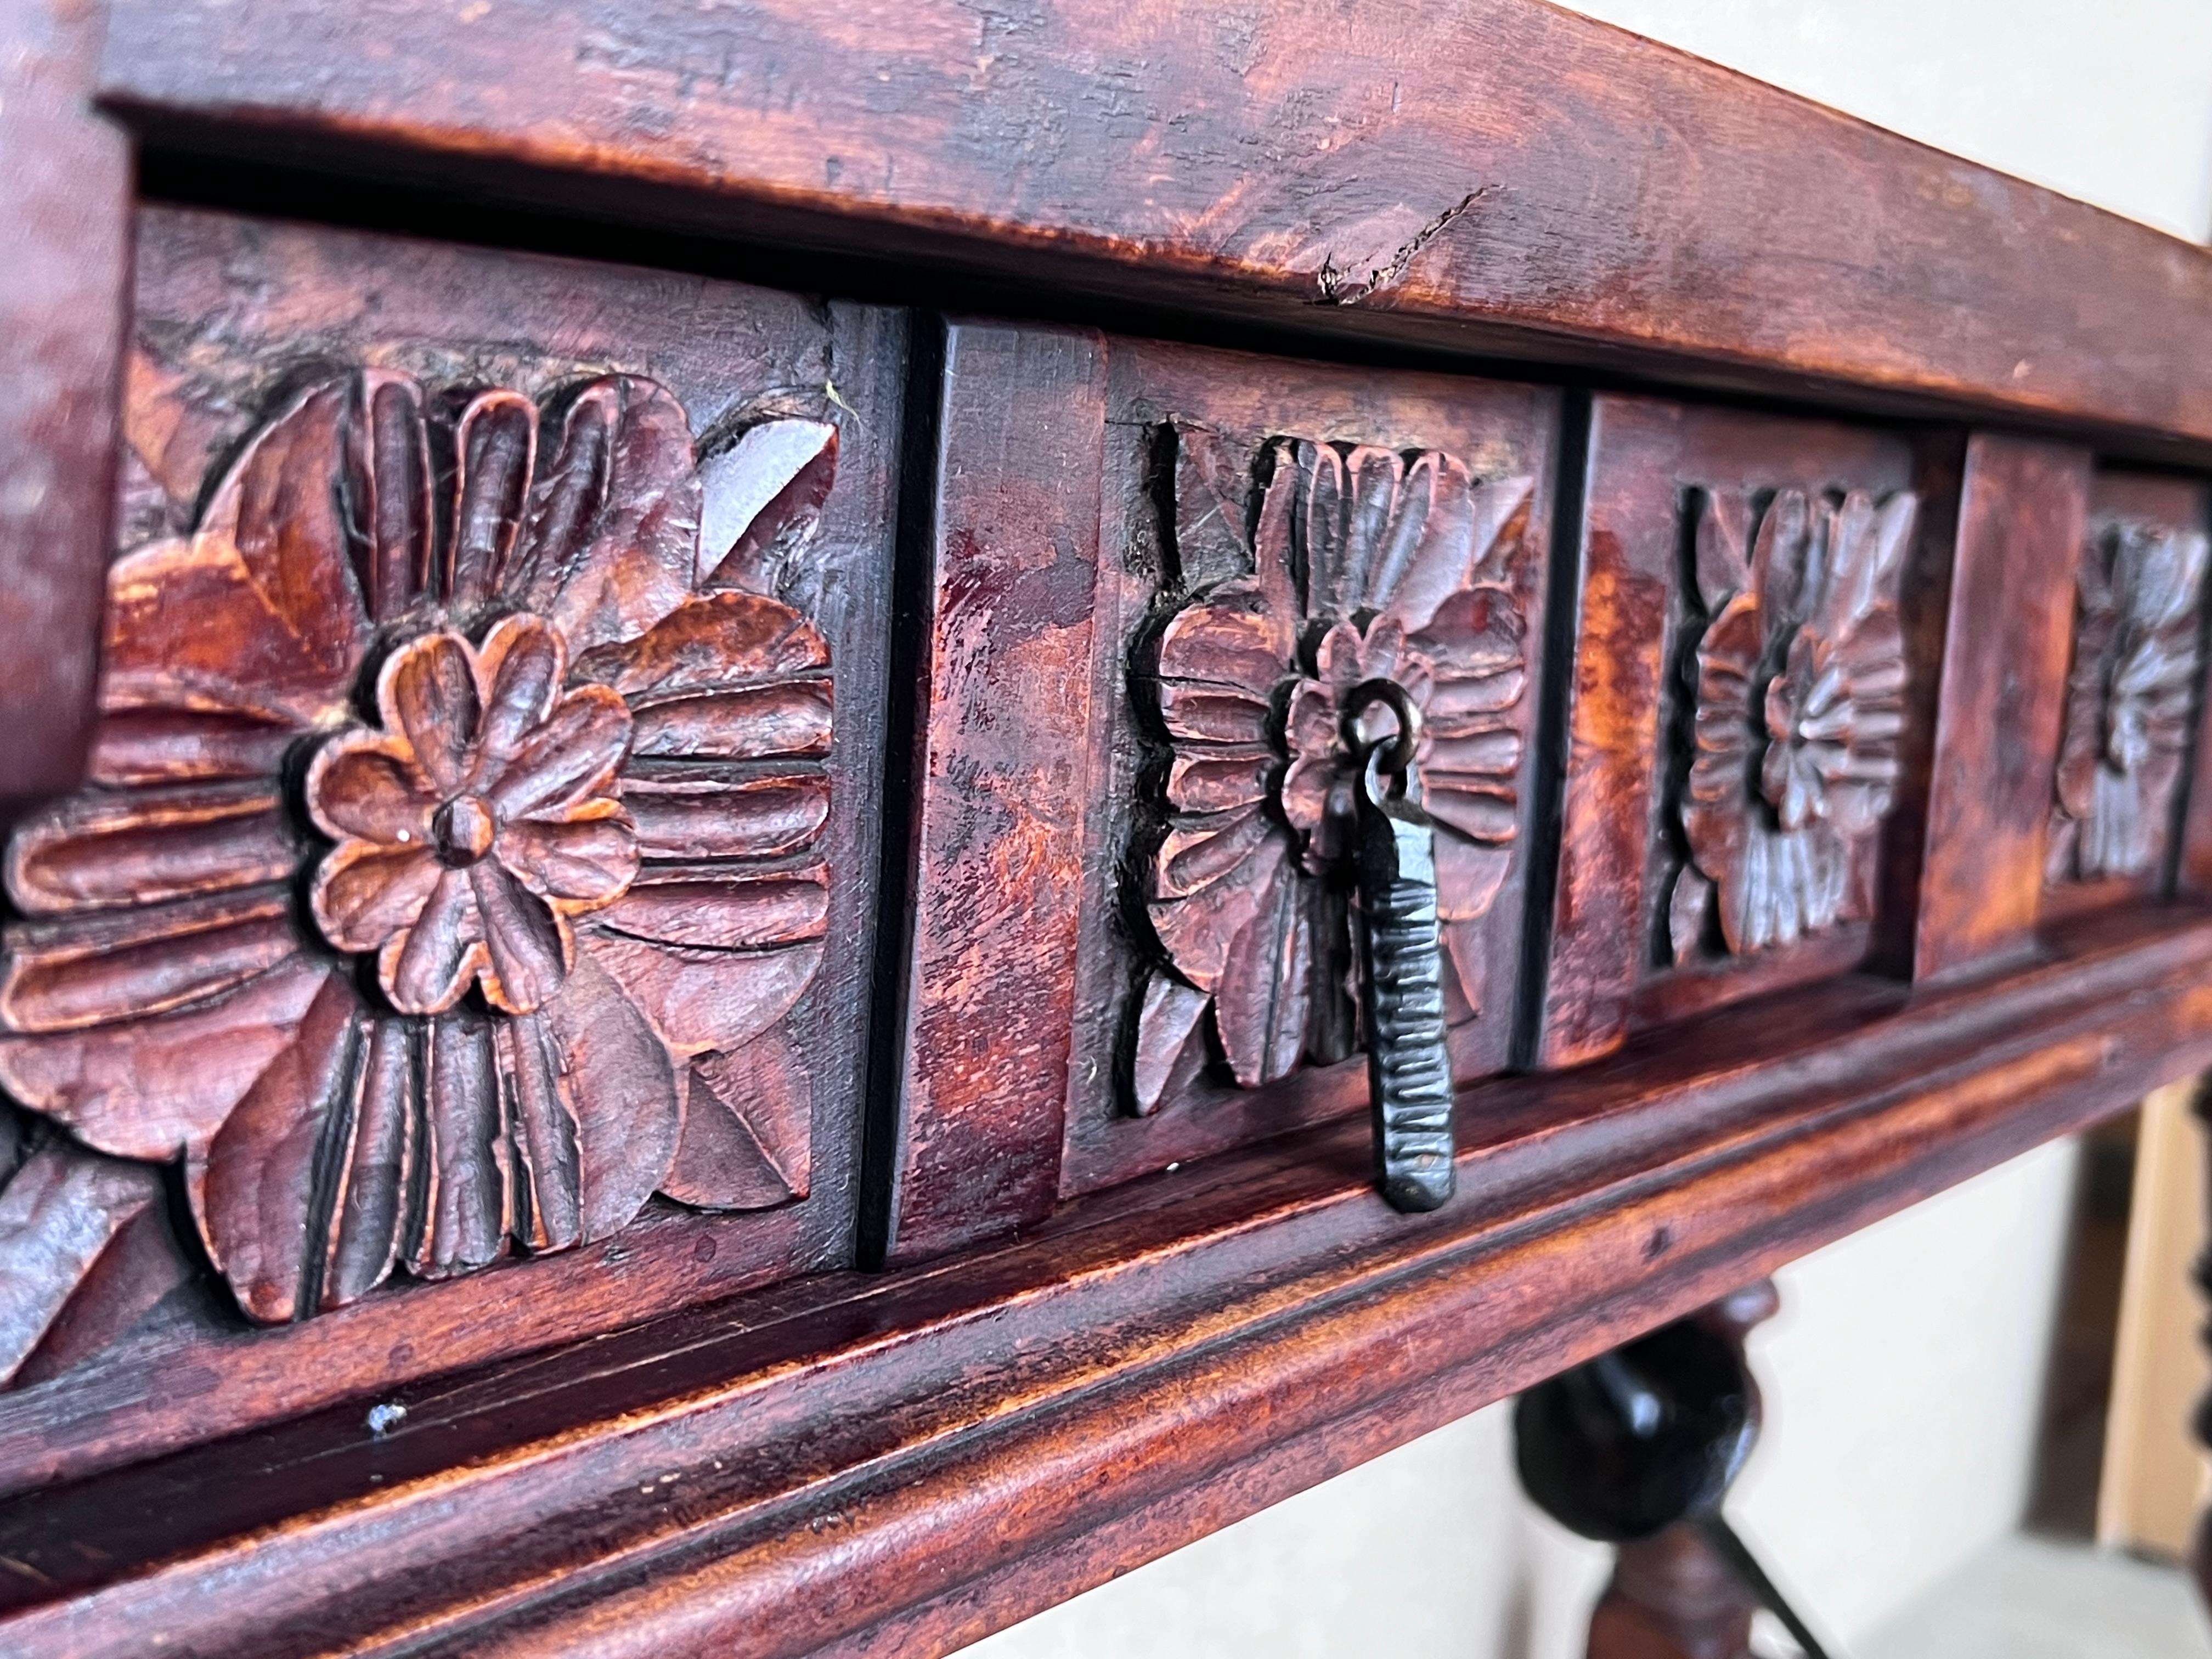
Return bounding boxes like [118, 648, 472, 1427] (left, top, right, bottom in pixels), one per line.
[0, 205, 906, 1478]
[1540, 397, 1923, 1065]
[879, 321, 1105, 1263]
[1903, 436, 2089, 979]
[1057, 337, 1557, 1196]
[94, 0, 2212, 455]
[0, 0, 128, 819]
[0, 905, 2203, 1657]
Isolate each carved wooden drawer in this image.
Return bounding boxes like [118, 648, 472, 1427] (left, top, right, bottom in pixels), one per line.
[0, 206, 905, 1486]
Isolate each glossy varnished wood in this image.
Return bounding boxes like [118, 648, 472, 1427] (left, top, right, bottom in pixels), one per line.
[0, 205, 907, 1486]
[1902, 436, 2088, 979]
[1059, 337, 1557, 1196]
[92, 0, 2212, 455]
[879, 321, 1105, 1263]
[0, 905, 2203, 1657]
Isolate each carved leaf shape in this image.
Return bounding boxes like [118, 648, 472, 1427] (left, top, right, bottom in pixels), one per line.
[101, 375, 413, 733]
[0, 1113, 183, 1386]
[696, 419, 839, 596]
[1171, 421, 1253, 590]
[661, 1031, 809, 1209]
[1212, 849, 1313, 1089]
[1129, 970, 1213, 1118]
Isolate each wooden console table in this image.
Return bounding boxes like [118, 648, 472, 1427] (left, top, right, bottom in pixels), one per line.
[2, 1, 2209, 1653]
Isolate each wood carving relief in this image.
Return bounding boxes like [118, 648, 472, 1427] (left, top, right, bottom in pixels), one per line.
[1131, 421, 1532, 1113]
[0, 367, 842, 1343]
[1666, 488, 1915, 962]
[2045, 516, 2208, 884]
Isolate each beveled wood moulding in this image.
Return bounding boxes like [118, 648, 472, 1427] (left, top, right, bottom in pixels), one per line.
[0, 204, 906, 1480]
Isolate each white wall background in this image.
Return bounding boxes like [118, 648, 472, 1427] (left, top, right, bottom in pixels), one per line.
[968, 5, 2212, 1655]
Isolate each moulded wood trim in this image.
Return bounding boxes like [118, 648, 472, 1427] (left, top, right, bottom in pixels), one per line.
[1, 904, 2207, 1657]
[91, 0, 2212, 456]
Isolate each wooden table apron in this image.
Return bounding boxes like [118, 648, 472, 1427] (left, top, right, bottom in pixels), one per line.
[2, 0, 2212, 1654]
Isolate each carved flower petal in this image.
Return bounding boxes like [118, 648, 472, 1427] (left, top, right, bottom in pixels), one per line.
[1336, 447, 1408, 614]
[1384, 466, 1527, 635]
[573, 591, 831, 702]
[1280, 753, 1335, 839]
[0, 954, 337, 1164]
[378, 631, 481, 797]
[7, 780, 294, 916]
[2, 885, 297, 1033]
[509, 376, 701, 656]
[1299, 442, 1350, 619]
[196, 973, 372, 1322]
[497, 814, 640, 907]
[1156, 582, 1292, 695]
[1414, 585, 1526, 676]
[474, 612, 568, 769]
[598, 873, 829, 950]
[473, 864, 575, 1015]
[1284, 680, 1337, 762]
[312, 840, 444, 956]
[622, 770, 829, 861]
[304, 736, 438, 846]
[1171, 422, 1256, 589]
[380, 867, 485, 1015]
[1426, 783, 1519, 846]
[1428, 729, 1522, 781]
[631, 684, 833, 763]
[1160, 681, 1271, 746]
[1428, 668, 1528, 729]
[1154, 807, 1275, 902]
[1434, 828, 1515, 923]
[444, 390, 538, 610]
[1166, 745, 1273, 815]
[409, 1012, 510, 1280]
[1313, 620, 1367, 695]
[660, 1033, 810, 1210]
[88, 706, 300, 788]
[105, 376, 407, 727]
[486, 685, 633, 823]
[586, 933, 824, 1060]
[1148, 823, 1294, 993]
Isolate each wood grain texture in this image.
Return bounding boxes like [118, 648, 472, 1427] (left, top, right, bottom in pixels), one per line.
[1903, 437, 2087, 979]
[0, 205, 902, 1468]
[880, 321, 1105, 1265]
[0, 903, 2204, 1657]
[1539, 397, 1921, 1065]
[91, 0, 2212, 453]
[0, 0, 129, 819]
[1061, 339, 1555, 1196]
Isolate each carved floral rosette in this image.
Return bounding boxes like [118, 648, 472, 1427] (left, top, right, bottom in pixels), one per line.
[1668, 487, 1915, 961]
[1130, 421, 1533, 1114]
[0, 369, 844, 1352]
[2045, 518, 2208, 884]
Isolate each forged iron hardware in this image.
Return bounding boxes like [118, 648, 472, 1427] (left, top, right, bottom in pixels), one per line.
[1514, 1306, 1842, 1659]
[1348, 680, 1457, 1214]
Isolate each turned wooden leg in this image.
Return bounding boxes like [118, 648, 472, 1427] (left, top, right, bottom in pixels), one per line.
[1583, 1283, 1780, 1659]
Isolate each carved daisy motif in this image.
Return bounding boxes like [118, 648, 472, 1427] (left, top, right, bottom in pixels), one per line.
[2046, 520, 2208, 883]
[1132, 423, 1532, 1113]
[1670, 487, 1916, 960]
[0, 369, 843, 1326]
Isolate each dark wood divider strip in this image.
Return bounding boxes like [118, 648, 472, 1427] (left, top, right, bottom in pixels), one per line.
[94, 0, 2212, 453]
[0, 905, 2203, 1657]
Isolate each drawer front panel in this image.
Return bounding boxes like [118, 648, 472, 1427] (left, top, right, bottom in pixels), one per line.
[0, 206, 904, 1488]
